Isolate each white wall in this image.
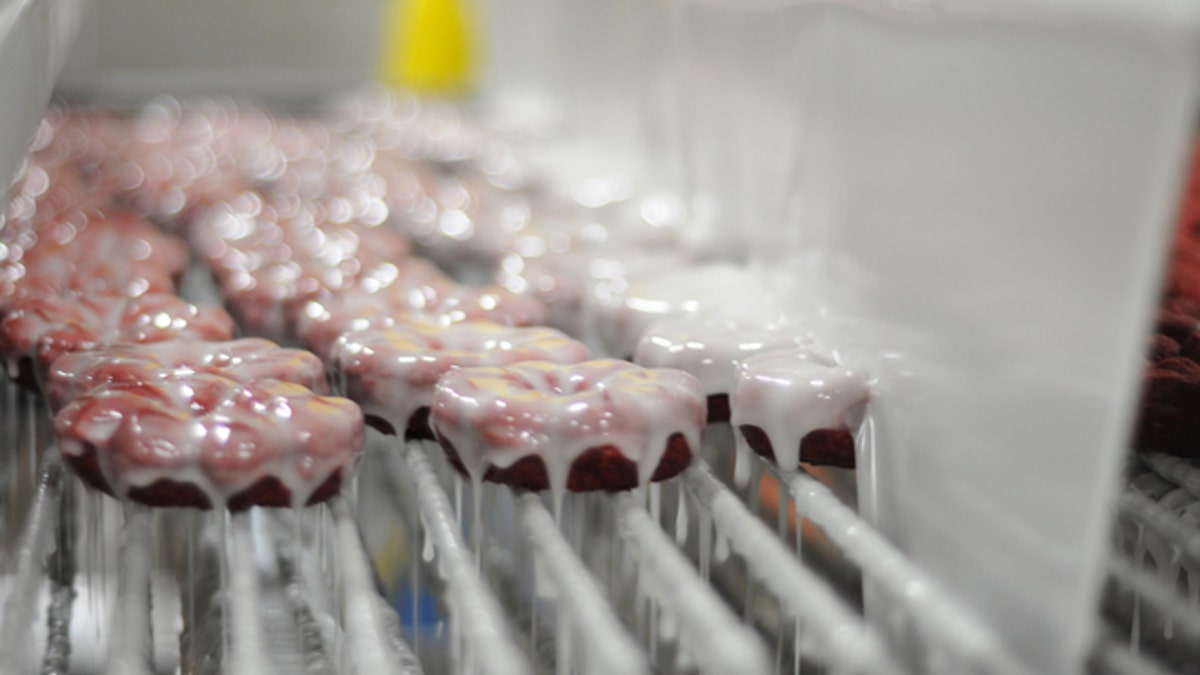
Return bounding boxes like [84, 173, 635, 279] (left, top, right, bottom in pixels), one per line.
[58, 0, 386, 104]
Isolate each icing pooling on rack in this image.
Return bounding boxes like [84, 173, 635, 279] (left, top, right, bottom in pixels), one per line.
[634, 315, 816, 396]
[45, 338, 329, 410]
[331, 319, 591, 434]
[54, 373, 364, 509]
[429, 359, 705, 501]
[731, 349, 870, 470]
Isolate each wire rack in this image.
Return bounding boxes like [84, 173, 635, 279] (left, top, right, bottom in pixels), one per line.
[3, 372, 1200, 675]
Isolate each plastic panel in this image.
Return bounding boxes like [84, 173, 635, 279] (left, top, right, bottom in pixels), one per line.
[676, 3, 1200, 673]
[0, 0, 85, 192]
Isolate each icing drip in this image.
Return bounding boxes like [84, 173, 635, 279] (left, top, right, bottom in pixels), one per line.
[429, 359, 706, 502]
[332, 319, 590, 437]
[731, 348, 869, 470]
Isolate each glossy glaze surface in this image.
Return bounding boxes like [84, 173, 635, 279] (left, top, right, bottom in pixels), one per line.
[431, 359, 705, 498]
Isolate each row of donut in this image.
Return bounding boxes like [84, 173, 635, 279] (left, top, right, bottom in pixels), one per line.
[167, 108, 710, 500]
[1135, 138, 1200, 461]
[0, 113, 367, 510]
[162, 94, 874, 493]
[0, 103, 712, 507]
[2, 97, 873, 510]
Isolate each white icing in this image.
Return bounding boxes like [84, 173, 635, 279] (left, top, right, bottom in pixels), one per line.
[298, 272, 545, 359]
[588, 263, 785, 359]
[46, 338, 328, 409]
[332, 319, 591, 435]
[730, 348, 869, 470]
[634, 314, 816, 396]
[429, 359, 705, 503]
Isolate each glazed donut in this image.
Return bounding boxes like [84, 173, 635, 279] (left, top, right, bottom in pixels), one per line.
[495, 248, 690, 339]
[46, 338, 328, 411]
[1134, 357, 1200, 460]
[0, 291, 235, 389]
[430, 359, 705, 494]
[590, 263, 783, 360]
[731, 349, 869, 470]
[192, 193, 414, 340]
[634, 315, 815, 423]
[1, 208, 189, 307]
[299, 274, 546, 360]
[331, 319, 590, 439]
[54, 373, 364, 510]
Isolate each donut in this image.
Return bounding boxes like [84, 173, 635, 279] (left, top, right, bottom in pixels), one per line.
[495, 247, 690, 339]
[1, 208, 188, 307]
[1133, 357, 1200, 460]
[298, 273, 546, 360]
[731, 349, 869, 470]
[54, 373, 364, 510]
[430, 359, 705, 494]
[191, 192, 414, 340]
[384, 167, 525, 273]
[589, 263, 783, 359]
[0, 291, 235, 389]
[45, 338, 328, 411]
[634, 315, 815, 423]
[331, 319, 591, 439]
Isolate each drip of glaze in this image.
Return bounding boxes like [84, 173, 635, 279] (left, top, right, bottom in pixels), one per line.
[660, 607, 678, 642]
[555, 613, 571, 675]
[1132, 524, 1146, 653]
[422, 528, 436, 563]
[698, 509, 712, 581]
[534, 554, 556, 600]
[733, 436, 753, 490]
[85, 490, 103, 642]
[777, 480, 789, 541]
[714, 530, 731, 565]
[1166, 547, 1181, 639]
[675, 492, 689, 546]
[217, 511, 230, 668]
[454, 477, 463, 534]
[431, 360, 704, 501]
[794, 619, 802, 675]
[471, 475, 484, 572]
[650, 483, 661, 527]
[652, 600, 663, 665]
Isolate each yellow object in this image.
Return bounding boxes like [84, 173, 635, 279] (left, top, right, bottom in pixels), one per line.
[379, 0, 477, 96]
